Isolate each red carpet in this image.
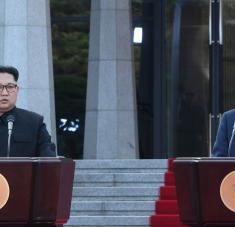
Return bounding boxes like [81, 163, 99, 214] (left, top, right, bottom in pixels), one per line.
[150, 158, 188, 227]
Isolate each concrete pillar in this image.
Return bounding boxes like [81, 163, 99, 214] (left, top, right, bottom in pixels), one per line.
[84, 0, 139, 159]
[0, 0, 56, 143]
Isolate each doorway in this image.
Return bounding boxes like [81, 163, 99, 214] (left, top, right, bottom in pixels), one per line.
[165, 0, 235, 157]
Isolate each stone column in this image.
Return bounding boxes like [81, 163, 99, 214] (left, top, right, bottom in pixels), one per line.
[84, 0, 139, 159]
[0, 0, 57, 143]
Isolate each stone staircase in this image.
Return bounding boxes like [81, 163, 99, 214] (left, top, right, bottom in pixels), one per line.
[65, 159, 168, 227]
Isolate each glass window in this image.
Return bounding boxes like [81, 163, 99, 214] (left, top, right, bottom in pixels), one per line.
[166, 0, 209, 157]
[50, 0, 91, 159]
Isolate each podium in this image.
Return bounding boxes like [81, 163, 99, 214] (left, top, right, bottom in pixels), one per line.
[0, 157, 75, 227]
[174, 158, 235, 227]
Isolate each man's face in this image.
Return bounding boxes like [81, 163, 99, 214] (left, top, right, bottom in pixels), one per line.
[0, 73, 19, 114]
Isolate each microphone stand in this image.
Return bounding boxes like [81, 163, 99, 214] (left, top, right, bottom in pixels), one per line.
[6, 115, 15, 157]
[7, 126, 13, 157]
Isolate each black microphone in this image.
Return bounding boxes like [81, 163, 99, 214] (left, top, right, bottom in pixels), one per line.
[6, 115, 15, 157]
[228, 120, 235, 157]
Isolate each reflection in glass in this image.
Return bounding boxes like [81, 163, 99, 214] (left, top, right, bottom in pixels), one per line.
[51, 0, 90, 159]
[166, 0, 209, 157]
[222, 0, 235, 111]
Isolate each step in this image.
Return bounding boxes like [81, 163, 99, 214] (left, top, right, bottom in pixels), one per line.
[168, 158, 176, 172]
[73, 172, 165, 187]
[159, 186, 177, 200]
[70, 201, 155, 216]
[72, 187, 160, 201]
[75, 159, 168, 173]
[67, 159, 169, 226]
[150, 214, 185, 227]
[155, 200, 179, 214]
[66, 215, 150, 226]
[164, 171, 175, 186]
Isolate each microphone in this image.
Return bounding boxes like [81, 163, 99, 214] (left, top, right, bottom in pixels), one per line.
[228, 120, 235, 157]
[6, 115, 15, 157]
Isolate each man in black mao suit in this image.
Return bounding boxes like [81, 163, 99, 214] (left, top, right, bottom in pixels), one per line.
[0, 66, 56, 157]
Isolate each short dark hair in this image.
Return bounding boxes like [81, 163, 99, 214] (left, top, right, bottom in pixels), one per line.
[0, 66, 19, 82]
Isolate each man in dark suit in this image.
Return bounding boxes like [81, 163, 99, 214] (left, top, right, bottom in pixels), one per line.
[212, 109, 235, 157]
[0, 66, 56, 157]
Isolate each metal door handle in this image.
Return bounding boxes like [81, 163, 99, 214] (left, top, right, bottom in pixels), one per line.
[218, 0, 223, 44]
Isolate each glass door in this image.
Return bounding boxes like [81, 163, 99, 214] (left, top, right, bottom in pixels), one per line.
[166, 0, 235, 157]
[209, 0, 222, 155]
[206, 0, 235, 155]
[166, 0, 210, 157]
[222, 1, 235, 112]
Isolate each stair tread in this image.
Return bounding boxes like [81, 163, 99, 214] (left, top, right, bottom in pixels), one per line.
[73, 187, 160, 197]
[156, 200, 179, 214]
[67, 215, 150, 225]
[74, 173, 165, 184]
[150, 158, 183, 227]
[72, 200, 155, 210]
[168, 158, 176, 171]
[165, 171, 175, 186]
[75, 159, 168, 169]
[150, 214, 182, 224]
[68, 159, 169, 226]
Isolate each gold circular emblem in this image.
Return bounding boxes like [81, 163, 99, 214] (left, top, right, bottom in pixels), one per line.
[0, 174, 10, 209]
[220, 171, 235, 212]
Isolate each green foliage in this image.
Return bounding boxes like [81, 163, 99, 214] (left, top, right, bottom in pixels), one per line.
[50, 0, 90, 16]
[52, 23, 89, 76]
[132, 0, 143, 16]
[54, 74, 86, 115]
[50, 0, 90, 158]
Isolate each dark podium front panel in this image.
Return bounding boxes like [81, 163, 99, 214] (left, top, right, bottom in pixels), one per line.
[0, 158, 75, 227]
[174, 158, 235, 227]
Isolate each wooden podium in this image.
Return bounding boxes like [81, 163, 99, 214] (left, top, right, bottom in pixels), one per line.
[0, 158, 75, 227]
[174, 158, 235, 227]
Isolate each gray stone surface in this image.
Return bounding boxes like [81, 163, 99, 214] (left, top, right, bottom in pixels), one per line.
[5, 0, 27, 25]
[0, 0, 56, 144]
[96, 111, 118, 158]
[85, 61, 99, 109]
[27, 89, 52, 132]
[99, 12, 117, 60]
[84, 0, 138, 159]
[117, 13, 132, 60]
[66, 216, 150, 226]
[71, 201, 155, 216]
[0, 1, 5, 25]
[72, 187, 160, 200]
[0, 28, 4, 63]
[4, 27, 27, 67]
[117, 61, 136, 109]
[27, 27, 51, 88]
[97, 61, 117, 108]
[27, 0, 47, 26]
[118, 110, 138, 158]
[66, 159, 167, 226]
[75, 159, 168, 170]
[74, 172, 164, 187]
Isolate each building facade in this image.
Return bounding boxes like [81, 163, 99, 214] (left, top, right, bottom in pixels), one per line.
[2, 0, 235, 159]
